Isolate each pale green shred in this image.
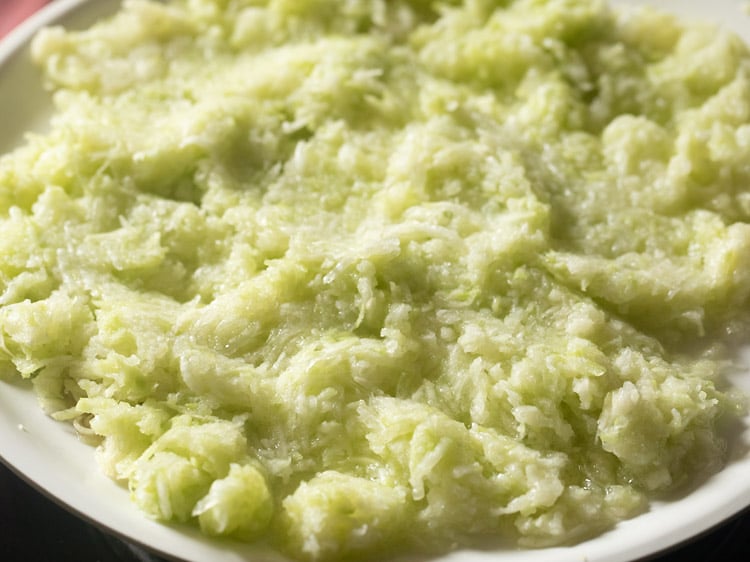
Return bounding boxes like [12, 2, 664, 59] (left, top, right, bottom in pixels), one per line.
[1, 0, 750, 559]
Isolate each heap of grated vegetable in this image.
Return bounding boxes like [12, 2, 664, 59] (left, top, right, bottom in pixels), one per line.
[1, 0, 749, 560]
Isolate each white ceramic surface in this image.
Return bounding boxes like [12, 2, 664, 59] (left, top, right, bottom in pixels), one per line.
[0, 1, 749, 561]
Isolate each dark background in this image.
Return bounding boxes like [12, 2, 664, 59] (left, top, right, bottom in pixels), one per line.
[0, 460, 748, 562]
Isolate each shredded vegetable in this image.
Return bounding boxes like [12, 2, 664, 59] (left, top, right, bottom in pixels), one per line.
[1, 1, 749, 560]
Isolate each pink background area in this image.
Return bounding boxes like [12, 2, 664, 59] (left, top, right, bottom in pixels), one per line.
[0, 0, 49, 38]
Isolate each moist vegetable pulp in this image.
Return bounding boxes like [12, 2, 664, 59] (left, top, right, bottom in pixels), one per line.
[1, 0, 749, 560]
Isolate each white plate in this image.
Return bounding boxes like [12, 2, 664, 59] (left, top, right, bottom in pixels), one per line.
[0, 1, 749, 561]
